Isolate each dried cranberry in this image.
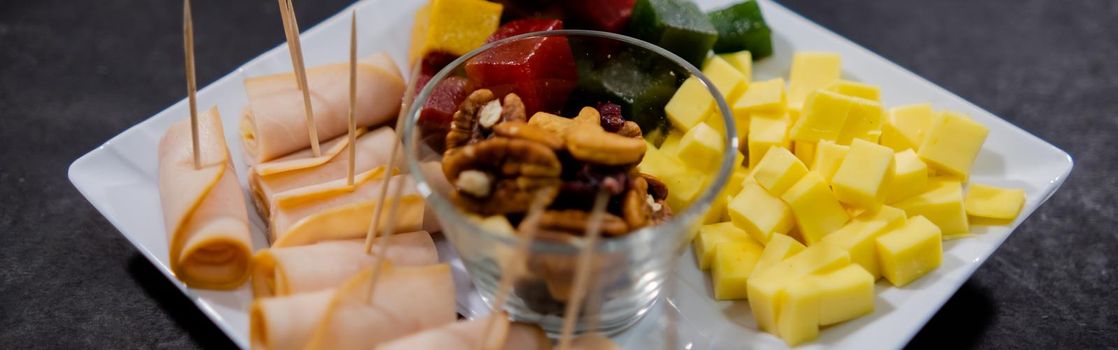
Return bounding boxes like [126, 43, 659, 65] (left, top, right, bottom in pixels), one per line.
[597, 101, 625, 132]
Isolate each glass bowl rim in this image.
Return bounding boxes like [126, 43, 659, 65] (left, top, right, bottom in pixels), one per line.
[403, 29, 738, 254]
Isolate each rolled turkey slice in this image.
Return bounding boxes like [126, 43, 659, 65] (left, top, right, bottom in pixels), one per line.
[303, 264, 456, 350]
[158, 106, 253, 290]
[268, 171, 433, 247]
[248, 126, 400, 219]
[250, 231, 438, 298]
[240, 53, 404, 163]
[250, 288, 334, 350]
[375, 313, 553, 350]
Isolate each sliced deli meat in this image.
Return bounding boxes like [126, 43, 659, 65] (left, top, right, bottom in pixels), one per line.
[157, 107, 253, 290]
[375, 313, 553, 350]
[250, 231, 439, 298]
[240, 53, 405, 163]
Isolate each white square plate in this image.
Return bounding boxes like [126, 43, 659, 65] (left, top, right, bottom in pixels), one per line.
[68, 0, 1072, 349]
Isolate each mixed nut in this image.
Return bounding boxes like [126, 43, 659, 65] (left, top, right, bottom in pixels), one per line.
[442, 89, 671, 236]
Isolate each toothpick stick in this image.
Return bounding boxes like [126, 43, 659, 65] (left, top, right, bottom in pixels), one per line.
[477, 190, 552, 349]
[557, 190, 611, 350]
[346, 10, 357, 186]
[277, 0, 322, 157]
[182, 0, 200, 170]
[360, 61, 422, 303]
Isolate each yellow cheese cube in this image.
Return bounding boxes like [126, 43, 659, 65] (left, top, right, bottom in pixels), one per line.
[747, 113, 790, 168]
[665, 76, 715, 131]
[659, 129, 684, 155]
[917, 111, 990, 178]
[787, 52, 842, 111]
[677, 122, 725, 171]
[752, 147, 809, 196]
[748, 244, 850, 332]
[820, 206, 906, 279]
[860, 129, 882, 144]
[640, 147, 705, 211]
[831, 139, 895, 209]
[776, 279, 822, 345]
[726, 166, 751, 197]
[811, 141, 849, 182]
[880, 103, 933, 152]
[712, 240, 765, 300]
[703, 193, 729, 224]
[729, 182, 795, 244]
[702, 56, 748, 101]
[693, 222, 753, 269]
[885, 149, 929, 203]
[751, 233, 805, 279]
[826, 80, 881, 101]
[836, 97, 885, 145]
[781, 173, 851, 245]
[894, 180, 969, 235]
[965, 184, 1026, 220]
[718, 50, 752, 81]
[408, 0, 503, 64]
[705, 111, 747, 149]
[789, 90, 855, 143]
[733, 78, 786, 115]
[876, 215, 943, 286]
[814, 264, 875, 326]
[794, 141, 816, 167]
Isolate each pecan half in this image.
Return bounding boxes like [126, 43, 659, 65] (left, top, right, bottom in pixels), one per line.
[443, 137, 561, 215]
[536, 209, 629, 236]
[641, 173, 669, 201]
[622, 176, 652, 230]
[445, 89, 527, 150]
[492, 121, 563, 150]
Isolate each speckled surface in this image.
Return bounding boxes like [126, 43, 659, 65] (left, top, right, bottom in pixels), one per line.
[1, 0, 1115, 348]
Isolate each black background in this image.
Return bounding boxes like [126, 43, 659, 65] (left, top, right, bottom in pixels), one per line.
[1, 0, 1115, 348]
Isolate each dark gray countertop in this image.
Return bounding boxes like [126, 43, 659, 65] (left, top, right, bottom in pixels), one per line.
[1, 0, 1114, 348]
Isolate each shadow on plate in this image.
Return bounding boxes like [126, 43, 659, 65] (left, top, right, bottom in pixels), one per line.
[905, 281, 995, 349]
[128, 255, 239, 350]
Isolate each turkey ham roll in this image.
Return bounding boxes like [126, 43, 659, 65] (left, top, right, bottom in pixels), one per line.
[250, 231, 438, 298]
[240, 53, 405, 163]
[374, 313, 552, 350]
[158, 107, 252, 289]
[248, 126, 400, 219]
[267, 170, 435, 247]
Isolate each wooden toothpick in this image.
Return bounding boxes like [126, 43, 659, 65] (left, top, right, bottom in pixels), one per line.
[477, 190, 553, 349]
[557, 190, 611, 350]
[277, 0, 322, 157]
[360, 61, 422, 303]
[183, 0, 200, 170]
[346, 9, 357, 186]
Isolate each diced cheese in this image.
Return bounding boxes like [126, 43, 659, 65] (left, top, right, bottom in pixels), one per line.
[748, 244, 850, 332]
[747, 113, 790, 168]
[712, 240, 765, 300]
[789, 90, 855, 143]
[640, 146, 705, 211]
[706, 111, 747, 149]
[814, 264, 875, 326]
[665, 76, 715, 131]
[836, 97, 885, 145]
[751, 233, 806, 279]
[917, 111, 989, 178]
[729, 182, 795, 244]
[781, 173, 850, 245]
[965, 184, 1026, 220]
[776, 279, 822, 346]
[677, 122, 725, 171]
[811, 141, 849, 182]
[880, 103, 933, 152]
[885, 149, 928, 203]
[831, 139, 895, 210]
[659, 130, 684, 155]
[703, 193, 729, 224]
[726, 166, 751, 197]
[894, 179, 969, 235]
[820, 206, 906, 279]
[794, 141, 816, 167]
[702, 55, 748, 101]
[787, 52, 842, 111]
[718, 50, 753, 81]
[733, 78, 786, 115]
[826, 80, 881, 101]
[693, 222, 753, 270]
[752, 147, 809, 196]
[876, 215, 943, 286]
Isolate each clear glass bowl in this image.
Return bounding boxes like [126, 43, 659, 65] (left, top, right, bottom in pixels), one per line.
[402, 29, 737, 336]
